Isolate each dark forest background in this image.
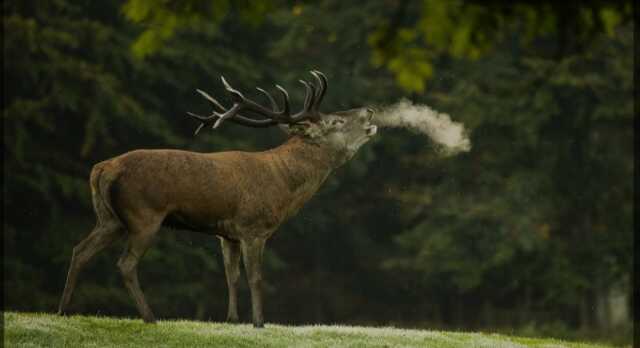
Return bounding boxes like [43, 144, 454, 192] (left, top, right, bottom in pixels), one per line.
[3, 1, 634, 345]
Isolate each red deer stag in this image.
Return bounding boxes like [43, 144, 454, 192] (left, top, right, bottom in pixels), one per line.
[58, 71, 377, 328]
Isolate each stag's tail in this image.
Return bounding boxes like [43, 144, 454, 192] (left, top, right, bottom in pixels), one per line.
[90, 161, 125, 228]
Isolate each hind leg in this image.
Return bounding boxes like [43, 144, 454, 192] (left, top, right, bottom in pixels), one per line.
[117, 211, 162, 323]
[58, 221, 122, 315]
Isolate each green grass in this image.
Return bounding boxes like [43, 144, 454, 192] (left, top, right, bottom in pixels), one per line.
[4, 311, 618, 348]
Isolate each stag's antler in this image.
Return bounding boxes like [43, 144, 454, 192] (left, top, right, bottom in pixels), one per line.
[187, 70, 328, 134]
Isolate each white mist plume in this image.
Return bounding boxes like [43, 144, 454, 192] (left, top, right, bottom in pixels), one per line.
[374, 98, 471, 156]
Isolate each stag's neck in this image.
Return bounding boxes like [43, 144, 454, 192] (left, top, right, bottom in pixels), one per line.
[265, 136, 337, 196]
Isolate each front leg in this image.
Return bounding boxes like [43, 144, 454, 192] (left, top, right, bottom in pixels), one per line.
[240, 237, 266, 328]
[220, 237, 241, 323]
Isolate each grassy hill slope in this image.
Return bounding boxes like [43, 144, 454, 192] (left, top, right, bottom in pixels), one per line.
[4, 312, 616, 348]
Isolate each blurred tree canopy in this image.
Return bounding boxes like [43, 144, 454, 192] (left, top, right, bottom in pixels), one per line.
[3, 0, 633, 345]
[122, 0, 632, 92]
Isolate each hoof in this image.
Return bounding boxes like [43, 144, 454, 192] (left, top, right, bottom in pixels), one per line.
[57, 310, 67, 317]
[226, 316, 239, 324]
[253, 323, 264, 329]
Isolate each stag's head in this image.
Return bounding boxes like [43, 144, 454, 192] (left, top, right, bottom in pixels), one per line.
[187, 71, 377, 164]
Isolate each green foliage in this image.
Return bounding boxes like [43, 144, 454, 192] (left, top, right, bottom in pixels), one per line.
[367, 1, 632, 92]
[122, 0, 275, 58]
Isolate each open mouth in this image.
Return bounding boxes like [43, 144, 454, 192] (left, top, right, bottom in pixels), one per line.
[366, 125, 377, 137]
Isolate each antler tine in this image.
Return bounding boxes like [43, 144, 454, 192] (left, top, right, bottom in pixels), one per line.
[290, 79, 321, 122]
[310, 70, 327, 111]
[187, 89, 227, 134]
[185, 111, 209, 135]
[194, 123, 206, 134]
[256, 87, 279, 112]
[188, 91, 278, 131]
[224, 77, 284, 116]
[196, 89, 226, 111]
[209, 76, 287, 129]
[212, 103, 243, 129]
[298, 80, 316, 113]
[189, 89, 280, 132]
[220, 76, 245, 102]
[275, 85, 291, 117]
[186, 107, 217, 135]
[187, 111, 214, 122]
[187, 71, 330, 133]
[186, 111, 216, 135]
